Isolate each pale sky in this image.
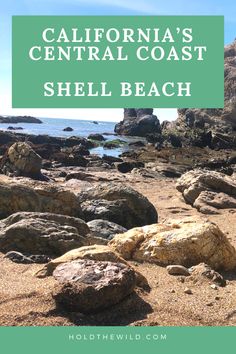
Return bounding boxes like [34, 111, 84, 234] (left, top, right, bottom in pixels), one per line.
[1, 0, 235, 122]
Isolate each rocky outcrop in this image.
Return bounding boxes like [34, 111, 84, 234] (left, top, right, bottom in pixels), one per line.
[0, 130, 95, 158]
[0, 142, 46, 180]
[176, 170, 236, 214]
[0, 212, 89, 256]
[0, 115, 42, 124]
[52, 259, 136, 313]
[159, 40, 236, 149]
[79, 183, 158, 229]
[115, 108, 161, 137]
[109, 218, 236, 270]
[0, 175, 83, 219]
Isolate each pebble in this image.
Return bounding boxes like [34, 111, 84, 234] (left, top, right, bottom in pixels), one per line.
[166, 265, 190, 276]
[210, 284, 218, 290]
[184, 287, 193, 295]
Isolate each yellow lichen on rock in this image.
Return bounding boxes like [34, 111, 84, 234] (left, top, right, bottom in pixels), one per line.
[109, 218, 236, 271]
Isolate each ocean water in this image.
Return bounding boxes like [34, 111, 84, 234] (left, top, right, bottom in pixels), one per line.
[0, 117, 140, 157]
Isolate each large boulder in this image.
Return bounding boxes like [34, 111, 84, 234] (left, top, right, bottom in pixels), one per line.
[0, 142, 45, 180]
[0, 212, 89, 256]
[176, 169, 236, 214]
[78, 183, 158, 229]
[52, 259, 136, 313]
[115, 108, 161, 137]
[0, 175, 83, 219]
[109, 218, 236, 271]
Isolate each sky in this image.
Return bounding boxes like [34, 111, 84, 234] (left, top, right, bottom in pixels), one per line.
[0, 0, 235, 122]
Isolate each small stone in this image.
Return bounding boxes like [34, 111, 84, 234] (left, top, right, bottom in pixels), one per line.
[167, 265, 190, 276]
[215, 296, 220, 300]
[170, 289, 175, 293]
[210, 284, 218, 290]
[206, 302, 214, 307]
[178, 277, 185, 283]
[184, 287, 193, 294]
[4, 251, 33, 264]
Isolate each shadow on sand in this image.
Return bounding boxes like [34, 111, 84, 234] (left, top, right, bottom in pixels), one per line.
[49, 291, 153, 326]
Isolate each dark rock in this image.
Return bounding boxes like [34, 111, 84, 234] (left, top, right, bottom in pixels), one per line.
[102, 155, 123, 164]
[168, 134, 183, 148]
[92, 121, 99, 125]
[103, 139, 125, 149]
[58, 170, 67, 177]
[117, 161, 145, 173]
[63, 127, 74, 132]
[72, 145, 90, 156]
[0, 131, 19, 145]
[115, 109, 161, 137]
[64, 136, 95, 149]
[52, 259, 136, 313]
[7, 126, 23, 130]
[30, 143, 61, 160]
[88, 133, 105, 141]
[211, 132, 236, 149]
[65, 171, 99, 182]
[194, 156, 236, 175]
[87, 219, 127, 240]
[4, 251, 34, 264]
[52, 152, 88, 167]
[28, 254, 51, 263]
[79, 183, 158, 229]
[4, 251, 50, 264]
[146, 132, 164, 145]
[128, 141, 146, 148]
[42, 160, 53, 169]
[0, 212, 89, 256]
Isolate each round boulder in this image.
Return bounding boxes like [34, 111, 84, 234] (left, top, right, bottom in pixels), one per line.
[79, 183, 158, 229]
[52, 259, 136, 313]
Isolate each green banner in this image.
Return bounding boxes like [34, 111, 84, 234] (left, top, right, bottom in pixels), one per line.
[12, 16, 224, 108]
[0, 327, 235, 354]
